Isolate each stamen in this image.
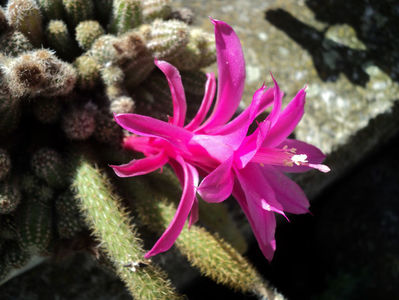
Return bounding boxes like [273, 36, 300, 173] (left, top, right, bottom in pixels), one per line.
[291, 154, 308, 166]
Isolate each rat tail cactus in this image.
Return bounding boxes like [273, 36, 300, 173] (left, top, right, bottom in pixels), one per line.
[0, 1, 329, 299]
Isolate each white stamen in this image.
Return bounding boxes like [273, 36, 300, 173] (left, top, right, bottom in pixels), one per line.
[291, 154, 308, 166]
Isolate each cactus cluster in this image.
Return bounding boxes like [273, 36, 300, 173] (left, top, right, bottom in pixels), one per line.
[0, 0, 283, 298]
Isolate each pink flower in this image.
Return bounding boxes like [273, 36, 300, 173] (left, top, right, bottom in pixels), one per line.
[110, 19, 330, 261]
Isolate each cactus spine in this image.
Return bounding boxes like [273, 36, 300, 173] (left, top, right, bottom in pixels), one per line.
[6, 0, 43, 47]
[45, 20, 77, 61]
[36, 0, 64, 20]
[75, 20, 105, 50]
[109, 0, 142, 35]
[72, 155, 183, 300]
[62, 0, 94, 28]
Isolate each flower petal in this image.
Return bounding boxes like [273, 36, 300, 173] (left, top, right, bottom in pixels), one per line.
[185, 73, 216, 131]
[110, 151, 168, 177]
[197, 155, 234, 203]
[155, 59, 187, 127]
[266, 74, 283, 126]
[260, 165, 310, 214]
[144, 157, 198, 258]
[276, 139, 328, 173]
[114, 113, 193, 151]
[199, 18, 246, 130]
[263, 88, 306, 147]
[190, 134, 234, 163]
[235, 120, 271, 169]
[201, 86, 274, 151]
[234, 163, 285, 216]
[232, 181, 276, 262]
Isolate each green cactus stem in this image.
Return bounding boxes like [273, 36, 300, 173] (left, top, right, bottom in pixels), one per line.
[89, 34, 119, 65]
[71, 154, 183, 300]
[74, 55, 101, 90]
[110, 95, 135, 114]
[109, 0, 143, 35]
[45, 20, 78, 61]
[0, 29, 33, 56]
[142, 0, 171, 21]
[0, 149, 11, 181]
[112, 31, 154, 88]
[100, 65, 124, 86]
[31, 148, 67, 189]
[124, 175, 283, 299]
[0, 181, 21, 214]
[144, 19, 189, 61]
[16, 199, 53, 254]
[2, 49, 77, 98]
[6, 0, 43, 47]
[55, 190, 86, 239]
[20, 173, 54, 204]
[94, 109, 123, 146]
[169, 7, 194, 24]
[36, 0, 64, 20]
[61, 103, 97, 140]
[171, 28, 216, 71]
[75, 20, 105, 50]
[62, 0, 94, 28]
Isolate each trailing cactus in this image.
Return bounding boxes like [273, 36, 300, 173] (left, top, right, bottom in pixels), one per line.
[0, 1, 284, 299]
[71, 154, 182, 299]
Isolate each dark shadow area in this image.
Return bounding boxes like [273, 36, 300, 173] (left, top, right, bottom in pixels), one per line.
[265, 9, 369, 86]
[265, 1, 399, 85]
[249, 133, 399, 299]
[306, 0, 399, 81]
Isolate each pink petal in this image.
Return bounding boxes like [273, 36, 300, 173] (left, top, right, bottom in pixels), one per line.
[235, 120, 271, 169]
[276, 139, 328, 173]
[197, 155, 234, 203]
[185, 73, 216, 131]
[234, 163, 285, 217]
[144, 157, 198, 258]
[114, 113, 193, 151]
[189, 134, 235, 163]
[263, 88, 306, 148]
[201, 86, 274, 151]
[110, 151, 168, 177]
[155, 59, 187, 127]
[260, 165, 310, 214]
[232, 181, 276, 262]
[265, 74, 283, 126]
[199, 19, 246, 130]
